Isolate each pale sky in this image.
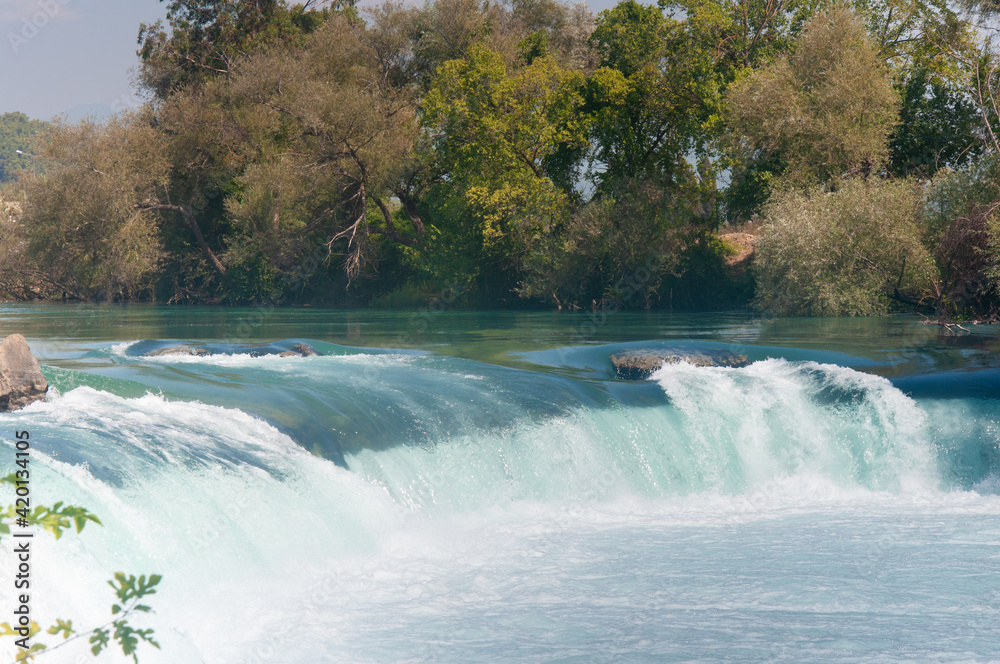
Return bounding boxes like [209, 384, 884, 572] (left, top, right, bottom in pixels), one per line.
[0, 0, 619, 122]
[0, 0, 168, 120]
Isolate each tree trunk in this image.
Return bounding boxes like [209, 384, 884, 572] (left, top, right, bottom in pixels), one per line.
[142, 203, 227, 276]
[373, 196, 422, 248]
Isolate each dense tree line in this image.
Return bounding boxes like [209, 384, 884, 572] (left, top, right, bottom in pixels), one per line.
[2, 0, 1000, 316]
[0, 112, 46, 183]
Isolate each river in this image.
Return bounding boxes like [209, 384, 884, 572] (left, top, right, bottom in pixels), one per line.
[0, 304, 998, 663]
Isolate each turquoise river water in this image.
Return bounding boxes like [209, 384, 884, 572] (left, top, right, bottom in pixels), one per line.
[0, 304, 998, 663]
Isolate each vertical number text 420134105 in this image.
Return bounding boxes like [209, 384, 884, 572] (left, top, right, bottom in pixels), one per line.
[12, 431, 33, 651]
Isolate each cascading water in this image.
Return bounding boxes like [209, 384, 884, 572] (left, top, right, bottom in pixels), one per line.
[0, 308, 998, 663]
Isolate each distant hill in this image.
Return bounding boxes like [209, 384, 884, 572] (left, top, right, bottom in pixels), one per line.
[0, 112, 47, 183]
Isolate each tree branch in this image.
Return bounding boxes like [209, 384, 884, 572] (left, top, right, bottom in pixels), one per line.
[373, 196, 422, 248]
[139, 203, 227, 276]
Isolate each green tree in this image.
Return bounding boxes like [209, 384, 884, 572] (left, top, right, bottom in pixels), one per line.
[16, 116, 168, 300]
[420, 42, 589, 297]
[586, 0, 722, 198]
[853, 0, 958, 67]
[518, 182, 688, 308]
[921, 158, 1000, 315]
[724, 5, 900, 218]
[216, 12, 425, 288]
[505, 0, 596, 71]
[407, 0, 490, 88]
[0, 114, 46, 184]
[933, 15, 1000, 158]
[405, 0, 595, 92]
[664, 0, 802, 79]
[842, 0, 980, 179]
[888, 68, 983, 177]
[137, 0, 337, 100]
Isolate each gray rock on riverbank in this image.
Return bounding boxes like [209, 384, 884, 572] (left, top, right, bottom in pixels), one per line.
[611, 348, 750, 380]
[0, 334, 49, 412]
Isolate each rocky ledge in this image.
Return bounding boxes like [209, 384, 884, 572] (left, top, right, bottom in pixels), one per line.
[610, 348, 750, 380]
[0, 334, 49, 412]
[277, 344, 319, 357]
[147, 345, 210, 357]
[146, 343, 319, 358]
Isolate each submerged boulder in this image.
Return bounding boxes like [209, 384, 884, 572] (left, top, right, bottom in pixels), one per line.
[0, 334, 49, 412]
[146, 342, 319, 358]
[147, 345, 210, 357]
[610, 348, 750, 380]
[279, 343, 319, 358]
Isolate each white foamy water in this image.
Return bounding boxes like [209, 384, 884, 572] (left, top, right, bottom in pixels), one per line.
[0, 355, 998, 663]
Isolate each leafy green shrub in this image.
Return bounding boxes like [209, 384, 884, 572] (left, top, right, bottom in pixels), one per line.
[661, 229, 753, 310]
[755, 179, 936, 315]
[18, 118, 166, 301]
[0, 475, 162, 662]
[221, 239, 282, 304]
[888, 68, 984, 179]
[924, 159, 1000, 314]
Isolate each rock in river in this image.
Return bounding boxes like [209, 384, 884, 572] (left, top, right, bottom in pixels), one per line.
[147, 345, 210, 357]
[279, 343, 319, 357]
[610, 348, 750, 380]
[0, 334, 49, 412]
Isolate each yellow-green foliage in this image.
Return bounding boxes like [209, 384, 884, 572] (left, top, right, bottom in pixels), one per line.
[18, 116, 167, 300]
[755, 179, 937, 315]
[725, 6, 900, 186]
[422, 43, 588, 245]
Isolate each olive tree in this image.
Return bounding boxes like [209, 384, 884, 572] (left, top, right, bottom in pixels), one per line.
[219, 13, 424, 283]
[16, 117, 168, 300]
[755, 179, 937, 315]
[724, 6, 900, 217]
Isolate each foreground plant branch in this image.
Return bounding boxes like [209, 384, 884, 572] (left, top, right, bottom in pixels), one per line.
[0, 476, 163, 663]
